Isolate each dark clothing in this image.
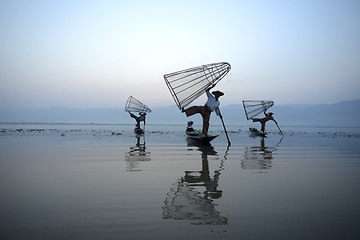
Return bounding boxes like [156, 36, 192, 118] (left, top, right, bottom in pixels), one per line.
[252, 113, 276, 132]
[129, 112, 146, 129]
[183, 89, 221, 135]
[184, 105, 212, 135]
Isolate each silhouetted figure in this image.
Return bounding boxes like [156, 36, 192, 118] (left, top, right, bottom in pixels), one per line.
[182, 86, 223, 136]
[252, 111, 278, 133]
[129, 112, 146, 129]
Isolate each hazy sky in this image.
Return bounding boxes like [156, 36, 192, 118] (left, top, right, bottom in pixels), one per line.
[1, 0, 359, 110]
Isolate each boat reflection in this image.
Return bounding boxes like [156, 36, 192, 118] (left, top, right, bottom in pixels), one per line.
[125, 134, 150, 172]
[163, 141, 228, 225]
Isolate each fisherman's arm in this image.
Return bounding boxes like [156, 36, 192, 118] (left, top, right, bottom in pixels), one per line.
[208, 83, 216, 89]
[206, 83, 216, 92]
[206, 89, 215, 100]
[206, 84, 218, 100]
[129, 112, 136, 119]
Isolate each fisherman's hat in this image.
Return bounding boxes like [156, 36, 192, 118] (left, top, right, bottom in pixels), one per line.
[268, 112, 274, 115]
[212, 90, 224, 97]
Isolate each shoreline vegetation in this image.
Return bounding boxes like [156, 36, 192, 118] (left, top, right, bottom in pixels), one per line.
[1, 123, 359, 139]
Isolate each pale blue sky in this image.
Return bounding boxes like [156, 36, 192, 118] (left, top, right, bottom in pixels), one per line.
[1, 0, 359, 110]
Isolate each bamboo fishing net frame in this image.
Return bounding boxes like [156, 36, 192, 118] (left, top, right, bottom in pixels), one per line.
[242, 100, 274, 120]
[164, 62, 231, 110]
[125, 96, 151, 113]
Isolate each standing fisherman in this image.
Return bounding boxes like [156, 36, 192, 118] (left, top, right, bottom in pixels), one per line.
[129, 112, 146, 130]
[252, 111, 278, 133]
[181, 86, 224, 136]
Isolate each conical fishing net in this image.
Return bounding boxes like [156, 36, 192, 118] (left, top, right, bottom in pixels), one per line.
[242, 100, 274, 120]
[164, 62, 231, 110]
[125, 96, 151, 113]
[162, 179, 228, 225]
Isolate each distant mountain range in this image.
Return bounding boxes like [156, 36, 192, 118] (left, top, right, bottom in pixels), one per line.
[1, 100, 359, 127]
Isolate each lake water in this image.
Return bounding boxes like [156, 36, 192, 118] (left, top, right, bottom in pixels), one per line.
[0, 123, 360, 239]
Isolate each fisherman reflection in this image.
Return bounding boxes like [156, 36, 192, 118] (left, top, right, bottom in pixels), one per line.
[242, 138, 273, 171]
[184, 142, 223, 199]
[163, 142, 227, 225]
[125, 134, 150, 172]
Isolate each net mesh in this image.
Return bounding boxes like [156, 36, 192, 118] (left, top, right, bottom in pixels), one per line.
[162, 179, 228, 225]
[242, 100, 274, 120]
[125, 96, 151, 113]
[164, 62, 231, 110]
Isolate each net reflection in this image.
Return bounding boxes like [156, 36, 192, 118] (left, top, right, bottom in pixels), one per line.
[163, 141, 228, 225]
[125, 134, 150, 172]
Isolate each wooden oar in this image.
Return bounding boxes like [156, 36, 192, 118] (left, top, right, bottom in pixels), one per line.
[275, 122, 284, 136]
[218, 108, 231, 146]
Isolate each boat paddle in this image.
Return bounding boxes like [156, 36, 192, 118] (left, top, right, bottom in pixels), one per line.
[275, 122, 284, 136]
[218, 108, 231, 146]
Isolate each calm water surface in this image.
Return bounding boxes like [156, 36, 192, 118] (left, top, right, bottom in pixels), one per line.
[0, 124, 359, 239]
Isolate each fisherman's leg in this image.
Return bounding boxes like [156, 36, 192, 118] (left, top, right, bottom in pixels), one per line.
[184, 106, 202, 117]
[136, 120, 141, 129]
[260, 121, 265, 132]
[202, 112, 210, 135]
[200, 154, 211, 181]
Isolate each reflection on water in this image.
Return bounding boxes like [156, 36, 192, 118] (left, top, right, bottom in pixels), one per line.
[163, 141, 228, 225]
[1, 124, 360, 239]
[241, 136, 283, 171]
[125, 134, 150, 171]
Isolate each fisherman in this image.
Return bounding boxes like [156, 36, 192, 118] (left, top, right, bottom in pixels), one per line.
[252, 111, 278, 133]
[129, 112, 146, 129]
[182, 86, 224, 136]
[185, 121, 196, 135]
